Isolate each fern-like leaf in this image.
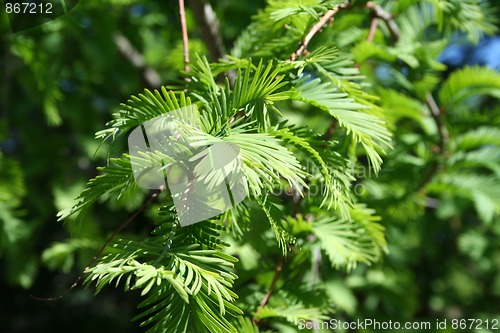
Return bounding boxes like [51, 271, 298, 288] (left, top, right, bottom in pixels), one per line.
[312, 204, 387, 270]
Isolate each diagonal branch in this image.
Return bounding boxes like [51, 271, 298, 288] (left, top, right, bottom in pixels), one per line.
[365, 1, 401, 42]
[188, 0, 226, 61]
[418, 93, 449, 192]
[188, 0, 236, 85]
[289, 1, 350, 61]
[426, 93, 448, 157]
[366, 15, 379, 42]
[361, 2, 448, 192]
[252, 257, 285, 323]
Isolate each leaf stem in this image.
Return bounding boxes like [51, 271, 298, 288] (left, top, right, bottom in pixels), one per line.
[179, 0, 190, 77]
[366, 16, 379, 42]
[418, 93, 449, 192]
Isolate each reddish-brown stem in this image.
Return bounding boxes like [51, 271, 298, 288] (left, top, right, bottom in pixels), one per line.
[367, 16, 379, 42]
[418, 94, 449, 192]
[179, 0, 190, 76]
[253, 257, 285, 323]
[365, 1, 401, 42]
[323, 118, 338, 142]
[289, 1, 350, 61]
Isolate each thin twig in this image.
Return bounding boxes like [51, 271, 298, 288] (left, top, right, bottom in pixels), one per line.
[323, 119, 338, 142]
[179, 0, 190, 76]
[418, 93, 449, 192]
[289, 1, 350, 61]
[30, 189, 162, 301]
[362, 4, 449, 156]
[366, 16, 379, 42]
[361, 4, 448, 192]
[365, 1, 401, 42]
[426, 93, 448, 156]
[253, 257, 285, 323]
[188, 0, 226, 61]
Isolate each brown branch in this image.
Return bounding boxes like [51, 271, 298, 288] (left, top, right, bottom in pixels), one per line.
[179, 0, 190, 76]
[188, 0, 237, 85]
[253, 257, 285, 323]
[366, 16, 379, 42]
[30, 189, 162, 301]
[426, 93, 448, 156]
[360, 4, 448, 193]
[188, 0, 226, 61]
[287, 2, 348, 139]
[418, 93, 449, 192]
[323, 119, 338, 142]
[365, 1, 401, 42]
[289, 1, 350, 61]
[113, 33, 161, 88]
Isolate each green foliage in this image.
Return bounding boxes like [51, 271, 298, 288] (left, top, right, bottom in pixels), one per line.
[57, 157, 139, 221]
[86, 220, 242, 333]
[313, 205, 387, 270]
[439, 66, 500, 109]
[291, 75, 391, 172]
[57, 3, 396, 326]
[0, 154, 34, 287]
[427, 0, 497, 41]
[2, 0, 500, 332]
[61, 0, 500, 331]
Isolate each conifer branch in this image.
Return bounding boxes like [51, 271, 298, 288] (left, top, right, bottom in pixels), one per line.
[418, 93, 449, 192]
